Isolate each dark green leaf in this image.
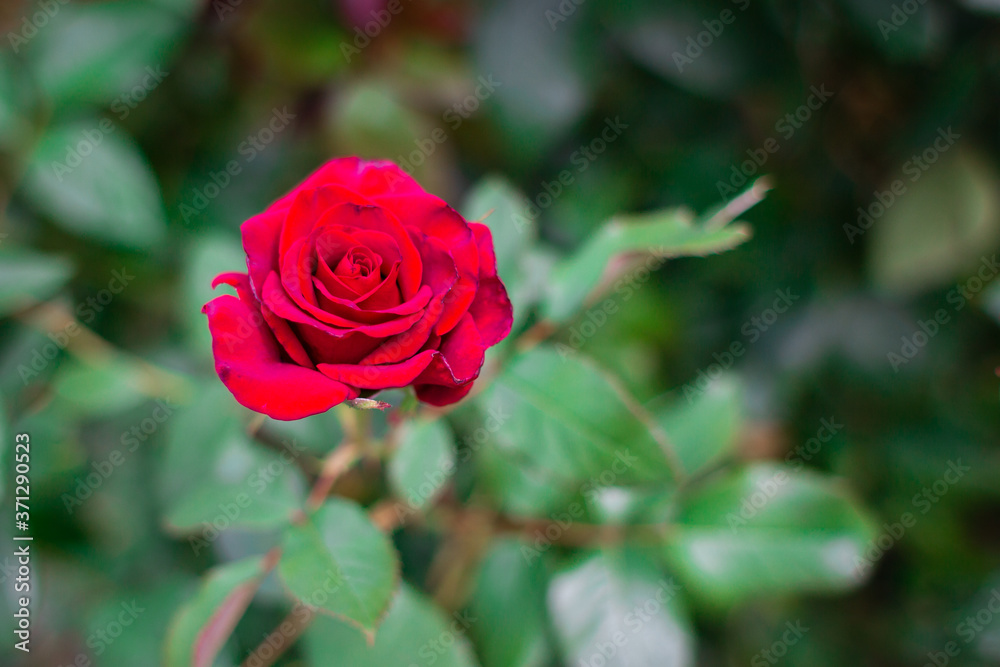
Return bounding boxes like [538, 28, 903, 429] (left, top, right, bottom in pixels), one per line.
[468, 540, 552, 667]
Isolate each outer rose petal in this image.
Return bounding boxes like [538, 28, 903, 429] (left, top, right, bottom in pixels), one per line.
[203, 294, 357, 420]
[269, 158, 425, 212]
[213, 271, 315, 368]
[374, 193, 479, 335]
[412, 313, 485, 406]
[317, 349, 437, 389]
[467, 223, 513, 346]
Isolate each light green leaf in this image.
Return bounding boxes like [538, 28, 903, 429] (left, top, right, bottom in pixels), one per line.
[53, 355, 151, 416]
[664, 463, 878, 606]
[542, 209, 752, 322]
[160, 383, 305, 532]
[278, 498, 399, 637]
[869, 147, 1000, 295]
[463, 176, 535, 282]
[25, 0, 184, 107]
[388, 418, 455, 511]
[182, 232, 247, 356]
[479, 347, 678, 487]
[165, 555, 273, 667]
[0, 250, 73, 316]
[548, 550, 694, 667]
[649, 375, 743, 477]
[22, 122, 168, 249]
[468, 540, 552, 667]
[303, 583, 478, 666]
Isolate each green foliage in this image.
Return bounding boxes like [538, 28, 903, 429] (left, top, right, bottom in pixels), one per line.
[4, 0, 999, 664]
[278, 498, 399, 637]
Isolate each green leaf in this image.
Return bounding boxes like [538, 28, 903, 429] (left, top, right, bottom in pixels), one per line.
[22, 122, 168, 249]
[303, 583, 477, 666]
[25, 0, 184, 107]
[0, 250, 73, 316]
[388, 418, 455, 511]
[542, 209, 752, 322]
[664, 463, 878, 606]
[869, 147, 1000, 295]
[182, 232, 247, 356]
[468, 540, 552, 667]
[462, 176, 535, 282]
[52, 355, 151, 416]
[479, 347, 678, 487]
[165, 555, 274, 667]
[648, 375, 743, 477]
[278, 498, 399, 637]
[548, 550, 694, 667]
[160, 383, 305, 532]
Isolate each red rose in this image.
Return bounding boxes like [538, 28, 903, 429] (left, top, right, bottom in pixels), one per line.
[203, 157, 512, 420]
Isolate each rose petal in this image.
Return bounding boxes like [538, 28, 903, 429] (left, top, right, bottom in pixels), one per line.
[269, 158, 425, 212]
[262, 271, 423, 337]
[464, 223, 512, 346]
[242, 209, 285, 300]
[317, 349, 437, 389]
[315, 203, 423, 299]
[467, 276, 513, 347]
[375, 194, 479, 335]
[279, 185, 372, 259]
[414, 312, 485, 387]
[212, 271, 315, 368]
[203, 294, 356, 420]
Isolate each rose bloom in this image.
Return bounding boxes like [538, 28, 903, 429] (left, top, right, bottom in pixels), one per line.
[203, 158, 512, 420]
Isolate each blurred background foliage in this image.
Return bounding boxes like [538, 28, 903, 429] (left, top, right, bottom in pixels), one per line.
[1, 0, 1000, 665]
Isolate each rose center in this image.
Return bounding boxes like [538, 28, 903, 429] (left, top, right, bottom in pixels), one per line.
[334, 246, 380, 279]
